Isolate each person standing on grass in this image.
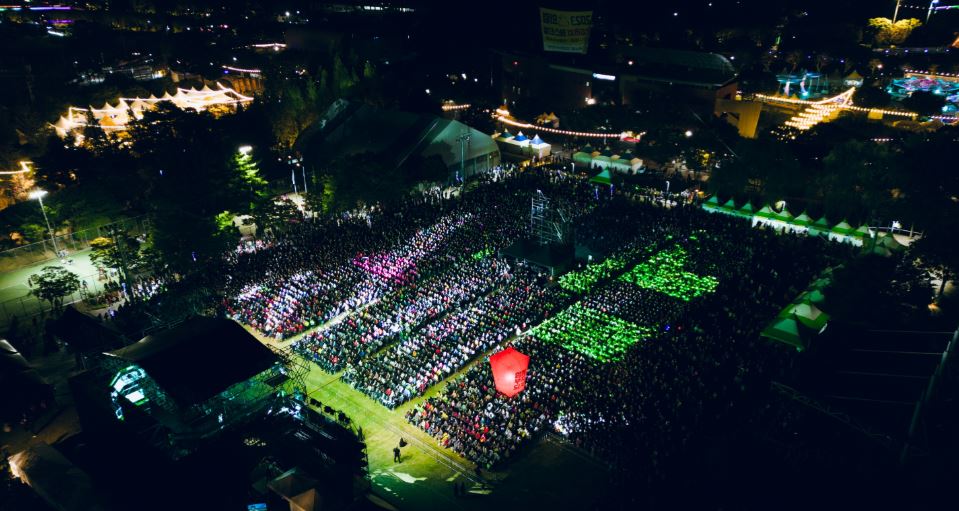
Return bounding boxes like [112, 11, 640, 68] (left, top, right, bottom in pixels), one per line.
[393, 446, 402, 463]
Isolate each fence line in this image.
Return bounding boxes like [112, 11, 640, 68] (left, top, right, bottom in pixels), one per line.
[0, 215, 150, 273]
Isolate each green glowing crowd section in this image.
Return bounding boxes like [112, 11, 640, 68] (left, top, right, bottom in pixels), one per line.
[530, 303, 657, 362]
[618, 247, 718, 302]
[558, 256, 627, 294]
[471, 247, 495, 260]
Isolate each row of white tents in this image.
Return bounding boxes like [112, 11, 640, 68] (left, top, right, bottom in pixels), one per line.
[52, 83, 254, 138]
[572, 144, 644, 173]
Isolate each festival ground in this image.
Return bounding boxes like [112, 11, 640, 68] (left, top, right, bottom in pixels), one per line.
[249, 325, 612, 511]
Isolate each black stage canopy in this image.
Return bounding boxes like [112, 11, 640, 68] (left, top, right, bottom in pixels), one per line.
[105, 318, 278, 407]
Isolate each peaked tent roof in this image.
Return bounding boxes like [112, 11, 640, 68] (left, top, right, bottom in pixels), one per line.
[853, 225, 871, 238]
[105, 318, 279, 407]
[590, 168, 614, 186]
[774, 207, 794, 222]
[720, 199, 737, 210]
[531, 135, 546, 145]
[513, 132, 528, 142]
[808, 276, 832, 290]
[813, 216, 831, 228]
[793, 211, 814, 226]
[738, 202, 755, 214]
[779, 303, 830, 331]
[761, 316, 807, 351]
[830, 220, 855, 235]
[755, 205, 776, 218]
[796, 288, 826, 305]
[706, 195, 720, 205]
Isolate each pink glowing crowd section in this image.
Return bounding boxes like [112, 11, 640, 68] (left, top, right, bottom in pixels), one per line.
[352, 213, 473, 285]
[352, 253, 418, 285]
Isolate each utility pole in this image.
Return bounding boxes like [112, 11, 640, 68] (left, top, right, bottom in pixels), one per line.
[456, 130, 471, 186]
[893, 0, 902, 22]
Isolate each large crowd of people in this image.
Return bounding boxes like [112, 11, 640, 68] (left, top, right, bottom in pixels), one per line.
[292, 258, 509, 372]
[342, 265, 568, 407]
[403, 197, 836, 484]
[206, 165, 840, 488]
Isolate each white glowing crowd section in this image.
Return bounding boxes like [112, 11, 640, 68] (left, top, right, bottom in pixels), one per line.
[52, 83, 254, 138]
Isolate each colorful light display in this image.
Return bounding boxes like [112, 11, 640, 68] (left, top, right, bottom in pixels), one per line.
[531, 303, 657, 362]
[618, 247, 718, 302]
[558, 257, 627, 294]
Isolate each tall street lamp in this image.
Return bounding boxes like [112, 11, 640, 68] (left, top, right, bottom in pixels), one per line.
[29, 189, 60, 258]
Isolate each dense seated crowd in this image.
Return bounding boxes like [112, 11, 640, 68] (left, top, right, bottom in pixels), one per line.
[404, 197, 835, 484]
[209, 166, 839, 490]
[292, 258, 509, 372]
[406, 336, 597, 469]
[226, 267, 380, 338]
[220, 176, 575, 339]
[342, 265, 568, 408]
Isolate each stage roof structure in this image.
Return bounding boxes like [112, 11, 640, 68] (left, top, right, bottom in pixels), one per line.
[0, 339, 53, 420]
[296, 99, 499, 176]
[49, 305, 125, 352]
[9, 442, 106, 511]
[105, 318, 278, 407]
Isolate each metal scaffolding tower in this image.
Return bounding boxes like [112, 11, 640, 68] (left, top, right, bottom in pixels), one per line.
[530, 190, 569, 245]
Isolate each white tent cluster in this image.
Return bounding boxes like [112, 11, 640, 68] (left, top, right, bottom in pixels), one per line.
[572, 144, 644, 173]
[493, 130, 551, 159]
[52, 83, 254, 138]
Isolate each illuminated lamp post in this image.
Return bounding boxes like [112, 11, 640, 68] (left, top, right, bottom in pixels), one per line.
[29, 189, 60, 259]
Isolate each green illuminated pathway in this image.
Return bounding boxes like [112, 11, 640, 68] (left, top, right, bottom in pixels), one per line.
[301, 364, 611, 511]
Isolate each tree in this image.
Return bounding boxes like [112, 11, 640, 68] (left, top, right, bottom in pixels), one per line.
[89, 228, 142, 292]
[252, 198, 302, 236]
[231, 148, 268, 201]
[126, 105, 255, 271]
[332, 54, 355, 95]
[819, 140, 897, 222]
[910, 214, 959, 298]
[303, 176, 336, 217]
[868, 18, 921, 45]
[28, 266, 81, 310]
[902, 91, 946, 116]
[855, 85, 891, 109]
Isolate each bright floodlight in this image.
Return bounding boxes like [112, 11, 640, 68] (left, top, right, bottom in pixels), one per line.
[685, 130, 694, 138]
[29, 189, 48, 200]
[238, 145, 253, 155]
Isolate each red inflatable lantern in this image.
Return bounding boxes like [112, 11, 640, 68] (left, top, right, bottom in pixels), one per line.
[489, 347, 530, 397]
